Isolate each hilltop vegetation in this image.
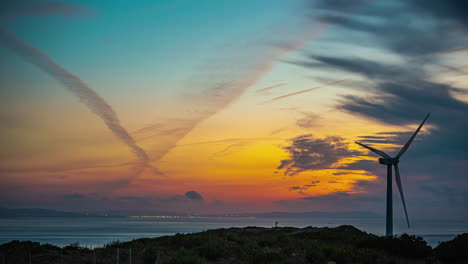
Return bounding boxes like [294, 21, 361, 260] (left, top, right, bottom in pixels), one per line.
[1, 225, 467, 264]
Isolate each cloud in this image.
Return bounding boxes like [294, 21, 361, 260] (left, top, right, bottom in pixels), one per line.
[356, 131, 428, 150]
[266, 79, 350, 103]
[3, 190, 211, 214]
[288, 0, 468, 222]
[256, 83, 287, 94]
[62, 193, 85, 199]
[315, 0, 468, 57]
[274, 186, 468, 221]
[136, 35, 316, 162]
[0, 27, 160, 178]
[303, 191, 351, 201]
[420, 184, 465, 206]
[282, 0, 468, 209]
[128, 0, 374, 168]
[296, 112, 320, 129]
[310, 0, 372, 13]
[327, 18, 457, 57]
[290, 0, 468, 176]
[289, 186, 307, 191]
[277, 134, 359, 176]
[0, 0, 92, 21]
[338, 80, 468, 163]
[185, 191, 204, 201]
[131, 2, 364, 165]
[289, 181, 321, 193]
[211, 142, 250, 158]
[336, 82, 468, 178]
[275, 191, 384, 213]
[288, 56, 415, 80]
[335, 159, 381, 175]
[407, 0, 468, 28]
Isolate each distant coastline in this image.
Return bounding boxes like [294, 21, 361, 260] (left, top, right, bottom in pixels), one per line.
[0, 207, 112, 218]
[0, 207, 381, 219]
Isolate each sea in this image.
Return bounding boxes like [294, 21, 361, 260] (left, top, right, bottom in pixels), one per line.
[0, 217, 466, 248]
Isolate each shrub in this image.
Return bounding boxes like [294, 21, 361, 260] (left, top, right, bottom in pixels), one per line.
[358, 234, 432, 259]
[305, 246, 327, 264]
[63, 241, 85, 250]
[198, 238, 229, 260]
[248, 248, 290, 264]
[104, 240, 123, 248]
[143, 247, 160, 263]
[258, 232, 279, 247]
[169, 248, 204, 264]
[435, 233, 468, 263]
[227, 232, 248, 245]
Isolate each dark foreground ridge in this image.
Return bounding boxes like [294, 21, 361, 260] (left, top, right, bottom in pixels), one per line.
[1, 225, 467, 264]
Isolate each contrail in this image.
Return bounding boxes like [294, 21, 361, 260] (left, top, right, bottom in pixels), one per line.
[0, 27, 161, 177]
[266, 79, 351, 103]
[131, 1, 376, 165]
[256, 83, 288, 94]
[133, 22, 330, 163]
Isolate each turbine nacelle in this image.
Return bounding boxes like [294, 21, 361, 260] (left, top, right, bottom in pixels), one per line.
[378, 157, 399, 165]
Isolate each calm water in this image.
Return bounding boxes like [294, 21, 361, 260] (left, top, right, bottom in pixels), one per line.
[0, 217, 466, 247]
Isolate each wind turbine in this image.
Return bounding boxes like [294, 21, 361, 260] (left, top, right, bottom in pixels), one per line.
[355, 113, 430, 236]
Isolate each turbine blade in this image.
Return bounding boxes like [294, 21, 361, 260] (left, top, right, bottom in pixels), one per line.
[394, 164, 410, 228]
[355, 141, 391, 158]
[396, 113, 431, 159]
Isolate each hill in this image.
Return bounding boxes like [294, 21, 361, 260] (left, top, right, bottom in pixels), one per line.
[1, 225, 467, 263]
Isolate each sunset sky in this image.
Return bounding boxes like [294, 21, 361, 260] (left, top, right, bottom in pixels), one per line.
[1, 0, 467, 221]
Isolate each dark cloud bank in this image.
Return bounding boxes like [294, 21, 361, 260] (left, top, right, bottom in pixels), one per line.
[276, 0, 468, 219]
[305, 0, 468, 173]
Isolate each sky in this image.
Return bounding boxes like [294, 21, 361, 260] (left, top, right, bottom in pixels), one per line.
[0, 0, 467, 222]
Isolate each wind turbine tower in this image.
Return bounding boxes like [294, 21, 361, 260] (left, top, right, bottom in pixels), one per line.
[355, 113, 430, 236]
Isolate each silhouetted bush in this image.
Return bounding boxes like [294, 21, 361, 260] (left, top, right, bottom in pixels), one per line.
[103, 240, 123, 248]
[246, 247, 295, 264]
[304, 241, 327, 264]
[64, 241, 82, 250]
[358, 233, 432, 259]
[304, 239, 381, 264]
[198, 237, 229, 260]
[435, 233, 468, 263]
[169, 248, 204, 264]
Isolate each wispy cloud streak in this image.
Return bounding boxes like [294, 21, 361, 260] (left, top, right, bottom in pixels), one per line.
[136, 23, 330, 164]
[133, 1, 375, 166]
[256, 83, 287, 94]
[0, 27, 160, 177]
[266, 79, 351, 103]
[271, 45, 468, 103]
